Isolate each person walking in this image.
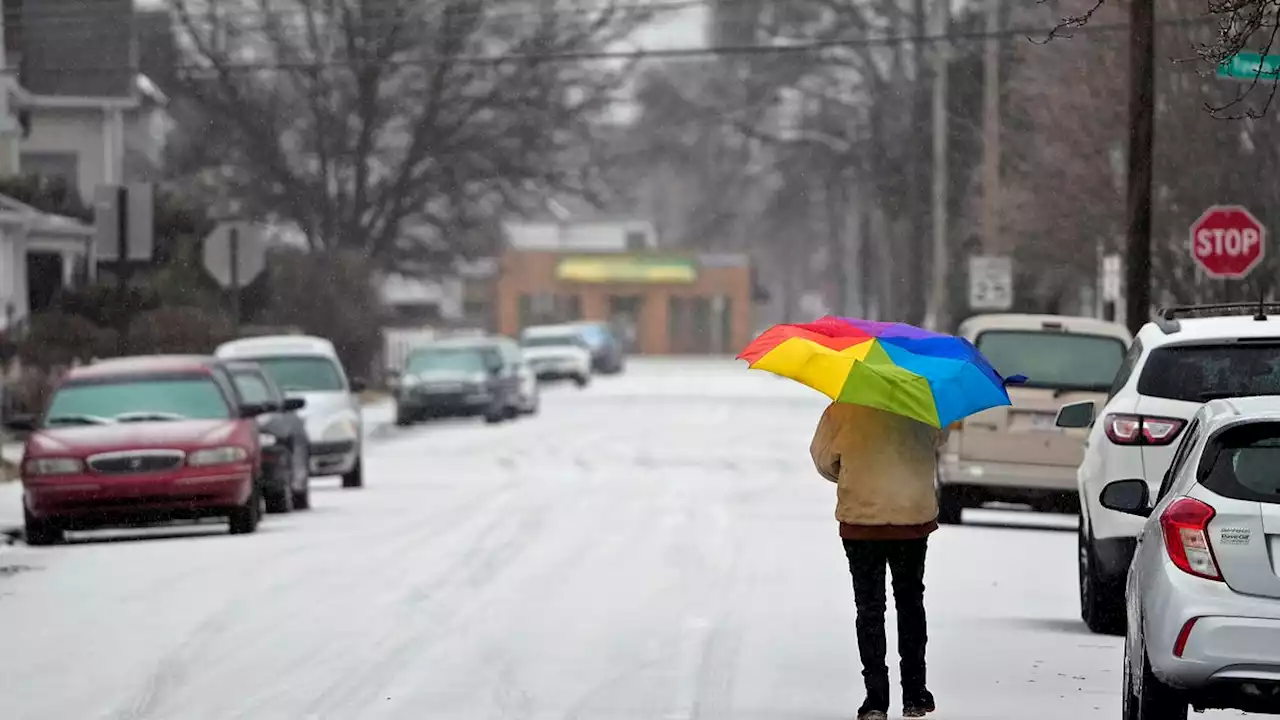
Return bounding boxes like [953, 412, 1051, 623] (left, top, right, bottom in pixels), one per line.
[810, 401, 950, 720]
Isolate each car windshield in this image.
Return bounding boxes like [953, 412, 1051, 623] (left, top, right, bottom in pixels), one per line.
[232, 372, 275, 405]
[1139, 343, 1280, 402]
[406, 348, 488, 373]
[248, 355, 346, 393]
[44, 376, 231, 426]
[975, 330, 1126, 391]
[522, 334, 582, 348]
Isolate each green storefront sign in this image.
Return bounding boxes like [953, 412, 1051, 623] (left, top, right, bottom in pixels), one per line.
[555, 256, 698, 283]
[1217, 50, 1280, 82]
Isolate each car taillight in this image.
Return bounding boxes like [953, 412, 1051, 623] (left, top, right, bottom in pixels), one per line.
[1160, 498, 1222, 581]
[1104, 413, 1186, 446]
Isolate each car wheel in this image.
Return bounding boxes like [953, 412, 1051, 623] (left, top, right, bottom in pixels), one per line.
[1123, 622, 1188, 720]
[524, 391, 540, 416]
[936, 483, 963, 525]
[395, 408, 414, 427]
[229, 484, 261, 535]
[23, 507, 63, 546]
[264, 455, 295, 514]
[574, 373, 590, 388]
[1080, 520, 1125, 635]
[342, 456, 364, 488]
[292, 443, 311, 510]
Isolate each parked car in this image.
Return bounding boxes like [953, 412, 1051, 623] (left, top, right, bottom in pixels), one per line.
[215, 335, 366, 489]
[519, 324, 593, 387]
[1101, 397, 1280, 719]
[1058, 302, 1280, 634]
[7, 355, 269, 544]
[937, 313, 1131, 523]
[393, 336, 527, 425]
[226, 361, 310, 513]
[569, 321, 626, 374]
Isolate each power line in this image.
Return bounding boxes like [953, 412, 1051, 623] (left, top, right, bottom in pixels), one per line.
[1, 16, 1222, 73]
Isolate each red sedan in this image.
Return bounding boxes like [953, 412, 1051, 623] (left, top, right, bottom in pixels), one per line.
[8, 355, 269, 545]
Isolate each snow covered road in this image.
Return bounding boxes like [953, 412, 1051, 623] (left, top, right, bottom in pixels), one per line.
[0, 358, 1243, 719]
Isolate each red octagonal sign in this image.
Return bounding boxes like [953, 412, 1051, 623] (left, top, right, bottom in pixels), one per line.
[1190, 205, 1267, 279]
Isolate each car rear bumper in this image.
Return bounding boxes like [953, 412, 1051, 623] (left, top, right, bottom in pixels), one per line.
[1146, 556, 1280, 691]
[308, 439, 358, 476]
[939, 455, 1078, 492]
[24, 466, 254, 521]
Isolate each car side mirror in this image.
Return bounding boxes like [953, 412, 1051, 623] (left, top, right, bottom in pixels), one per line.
[5, 414, 35, 432]
[239, 402, 272, 419]
[1099, 478, 1151, 517]
[350, 377, 368, 393]
[282, 397, 306, 412]
[1055, 401, 1095, 429]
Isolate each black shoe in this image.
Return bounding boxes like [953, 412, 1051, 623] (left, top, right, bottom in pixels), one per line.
[857, 694, 889, 720]
[903, 688, 936, 718]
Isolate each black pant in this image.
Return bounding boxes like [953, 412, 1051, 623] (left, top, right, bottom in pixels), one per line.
[842, 537, 929, 708]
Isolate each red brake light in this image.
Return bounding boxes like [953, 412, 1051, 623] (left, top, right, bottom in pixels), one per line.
[1160, 498, 1222, 581]
[1104, 413, 1186, 446]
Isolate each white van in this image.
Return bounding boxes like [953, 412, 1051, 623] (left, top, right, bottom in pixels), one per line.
[215, 335, 366, 488]
[938, 314, 1132, 523]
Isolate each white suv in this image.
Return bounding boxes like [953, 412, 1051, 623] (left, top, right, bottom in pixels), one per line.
[1057, 303, 1280, 635]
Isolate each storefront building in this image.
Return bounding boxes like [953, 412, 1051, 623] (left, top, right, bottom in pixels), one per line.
[495, 249, 753, 355]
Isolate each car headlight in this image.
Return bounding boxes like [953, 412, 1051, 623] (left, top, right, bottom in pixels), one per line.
[258, 433, 277, 447]
[321, 419, 358, 442]
[23, 457, 83, 476]
[188, 446, 249, 467]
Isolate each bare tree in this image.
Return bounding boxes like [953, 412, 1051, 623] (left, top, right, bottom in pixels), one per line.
[164, 0, 651, 269]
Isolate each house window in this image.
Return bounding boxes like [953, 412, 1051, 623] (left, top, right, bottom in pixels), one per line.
[625, 230, 646, 251]
[21, 152, 79, 189]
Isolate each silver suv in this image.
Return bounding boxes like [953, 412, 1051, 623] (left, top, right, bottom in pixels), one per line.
[1101, 397, 1280, 718]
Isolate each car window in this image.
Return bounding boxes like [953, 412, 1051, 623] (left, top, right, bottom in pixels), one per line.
[1108, 339, 1144, 400]
[249, 355, 346, 393]
[406, 348, 487, 373]
[1201, 422, 1280, 503]
[1137, 343, 1280, 402]
[1157, 419, 1199, 501]
[974, 330, 1127, 392]
[44, 375, 232, 425]
[232, 372, 275, 405]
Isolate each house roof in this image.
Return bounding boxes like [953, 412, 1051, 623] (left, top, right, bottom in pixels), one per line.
[0, 194, 92, 236]
[16, 0, 136, 98]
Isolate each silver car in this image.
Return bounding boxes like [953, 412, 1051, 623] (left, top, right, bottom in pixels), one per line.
[1101, 397, 1280, 719]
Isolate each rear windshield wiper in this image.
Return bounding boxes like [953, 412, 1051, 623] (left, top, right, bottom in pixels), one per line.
[1198, 391, 1245, 402]
[44, 414, 110, 426]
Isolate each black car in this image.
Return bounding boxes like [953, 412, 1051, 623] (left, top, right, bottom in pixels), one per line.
[573, 322, 626, 374]
[393, 338, 523, 426]
[227, 361, 310, 513]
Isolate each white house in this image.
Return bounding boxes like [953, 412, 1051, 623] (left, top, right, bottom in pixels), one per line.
[15, 76, 173, 204]
[0, 194, 94, 331]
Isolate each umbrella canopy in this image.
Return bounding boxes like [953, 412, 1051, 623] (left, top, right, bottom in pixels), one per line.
[737, 316, 1024, 428]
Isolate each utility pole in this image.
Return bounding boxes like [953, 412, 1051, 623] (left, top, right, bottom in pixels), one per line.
[909, 0, 929, 325]
[1125, 0, 1155, 334]
[980, 0, 1002, 254]
[925, 0, 951, 331]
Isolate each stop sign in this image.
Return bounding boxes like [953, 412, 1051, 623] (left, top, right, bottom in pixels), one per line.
[1190, 205, 1267, 278]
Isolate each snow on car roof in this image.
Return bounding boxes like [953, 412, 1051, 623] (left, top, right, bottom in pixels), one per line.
[1139, 314, 1280, 346]
[216, 335, 337, 359]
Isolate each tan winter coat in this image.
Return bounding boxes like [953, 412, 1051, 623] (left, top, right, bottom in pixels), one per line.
[809, 403, 950, 527]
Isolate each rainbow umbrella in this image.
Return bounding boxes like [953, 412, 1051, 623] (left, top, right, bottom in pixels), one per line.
[737, 316, 1026, 428]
